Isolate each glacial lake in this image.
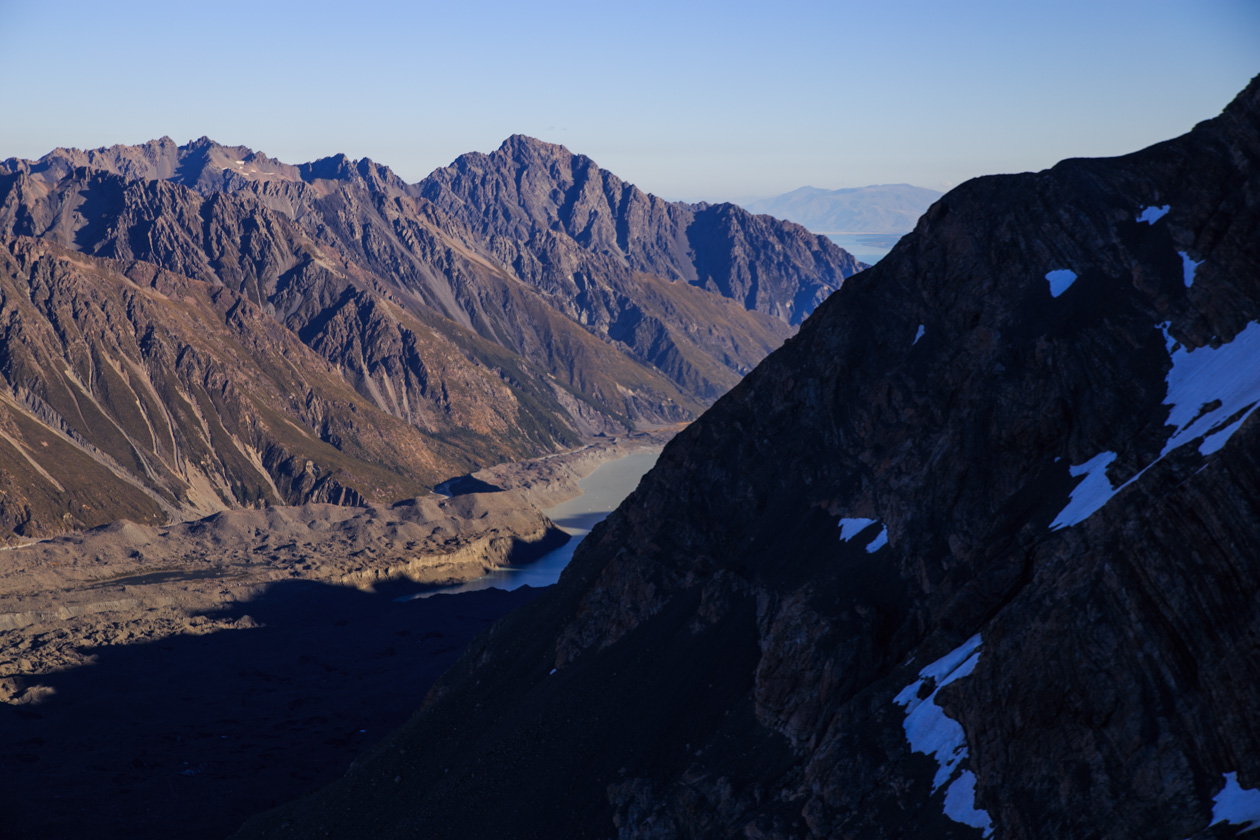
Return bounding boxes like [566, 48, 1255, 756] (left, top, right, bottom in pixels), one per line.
[824, 232, 904, 265]
[409, 450, 660, 598]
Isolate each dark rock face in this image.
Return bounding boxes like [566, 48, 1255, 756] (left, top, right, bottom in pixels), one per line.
[0, 136, 860, 538]
[233, 79, 1260, 839]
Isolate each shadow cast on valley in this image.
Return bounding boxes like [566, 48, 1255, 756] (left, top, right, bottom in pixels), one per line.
[0, 579, 541, 840]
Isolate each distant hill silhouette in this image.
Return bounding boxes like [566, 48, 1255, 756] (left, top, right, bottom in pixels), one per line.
[744, 183, 943, 233]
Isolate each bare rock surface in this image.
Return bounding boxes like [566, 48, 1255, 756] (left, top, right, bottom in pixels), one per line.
[232, 80, 1260, 840]
[0, 134, 859, 546]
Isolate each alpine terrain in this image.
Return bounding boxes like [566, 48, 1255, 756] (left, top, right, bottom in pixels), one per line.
[0, 136, 862, 539]
[235, 78, 1260, 839]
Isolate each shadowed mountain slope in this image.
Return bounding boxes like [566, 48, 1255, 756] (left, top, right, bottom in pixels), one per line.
[234, 79, 1260, 840]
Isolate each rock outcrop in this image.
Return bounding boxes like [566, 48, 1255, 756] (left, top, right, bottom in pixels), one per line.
[233, 78, 1260, 839]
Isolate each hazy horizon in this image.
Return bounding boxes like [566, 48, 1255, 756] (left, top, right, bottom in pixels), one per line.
[1, 0, 1255, 203]
[0, 130, 950, 204]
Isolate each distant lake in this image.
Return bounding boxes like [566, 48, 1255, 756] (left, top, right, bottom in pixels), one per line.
[824, 232, 905, 265]
[406, 450, 660, 598]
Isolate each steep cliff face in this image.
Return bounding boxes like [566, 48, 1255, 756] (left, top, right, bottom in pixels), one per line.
[420, 134, 861, 326]
[0, 237, 498, 536]
[0, 161, 688, 432]
[4, 134, 854, 408]
[234, 80, 1260, 839]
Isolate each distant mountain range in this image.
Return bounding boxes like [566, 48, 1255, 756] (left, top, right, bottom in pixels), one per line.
[0, 136, 863, 539]
[744, 183, 943, 233]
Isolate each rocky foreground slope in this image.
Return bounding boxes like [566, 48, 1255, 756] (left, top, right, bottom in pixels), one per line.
[235, 79, 1260, 839]
[0, 137, 861, 539]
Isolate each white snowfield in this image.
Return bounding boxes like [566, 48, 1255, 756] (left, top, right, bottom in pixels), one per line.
[893, 634, 994, 838]
[1137, 204, 1171, 224]
[1051, 319, 1260, 530]
[1158, 321, 1260, 458]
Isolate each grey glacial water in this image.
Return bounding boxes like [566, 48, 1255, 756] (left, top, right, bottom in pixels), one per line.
[824, 232, 903, 264]
[412, 450, 660, 597]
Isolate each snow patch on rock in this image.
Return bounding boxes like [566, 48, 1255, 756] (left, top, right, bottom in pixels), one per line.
[1051, 321, 1260, 530]
[1137, 204, 1170, 224]
[1159, 321, 1260, 458]
[1050, 452, 1119, 531]
[894, 634, 992, 836]
[838, 518, 876, 542]
[944, 771, 995, 837]
[1211, 772, 1260, 833]
[1046, 269, 1077, 298]
[1179, 251, 1203, 288]
[838, 518, 889, 553]
[914, 324, 925, 345]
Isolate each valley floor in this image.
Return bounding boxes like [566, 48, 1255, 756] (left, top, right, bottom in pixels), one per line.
[0, 428, 675, 839]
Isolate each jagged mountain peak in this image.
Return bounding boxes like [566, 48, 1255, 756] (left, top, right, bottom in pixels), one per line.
[184, 134, 220, 150]
[420, 135, 863, 325]
[479, 135, 621, 187]
[294, 152, 415, 195]
[298, 152, 357, 182]
[433, 133, 614, 213]
[4, 137, 423, 197]
[495, 132, 576, 158]
[1, 135, 305, 193]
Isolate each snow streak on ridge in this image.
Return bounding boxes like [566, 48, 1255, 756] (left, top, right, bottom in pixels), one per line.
[894, 635, 994, 837]
[1051, 321, 1260, 530]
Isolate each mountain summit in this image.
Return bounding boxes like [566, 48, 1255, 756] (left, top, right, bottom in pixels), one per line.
[235, 79, 1260, 839]
[421, 135, 860, 325]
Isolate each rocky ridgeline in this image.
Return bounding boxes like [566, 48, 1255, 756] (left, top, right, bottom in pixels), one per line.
[421, 134, 861, 327]
[0, 137, 861, 539]
[233, 80, 1260, 839]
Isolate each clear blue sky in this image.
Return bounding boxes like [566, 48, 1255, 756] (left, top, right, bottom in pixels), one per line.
[0, 0, 1255, 201]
